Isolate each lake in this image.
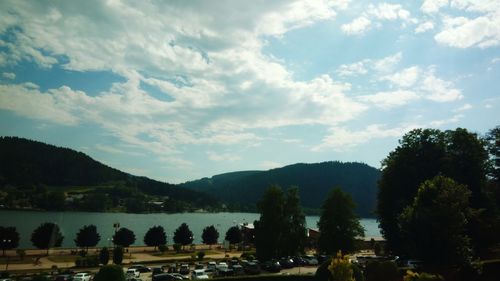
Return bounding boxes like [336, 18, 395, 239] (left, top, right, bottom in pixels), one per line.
[0, 210, 381, 248]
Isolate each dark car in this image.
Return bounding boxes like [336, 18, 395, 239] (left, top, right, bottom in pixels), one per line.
[232, 264, 245, 275]
[152, 267, 164, 276]
[292, 256, 307, 266]
[262, 260, 281, 273]
[279, 257, 294, 268]
[55, 274, 73, 281]
[244, 262, 261, 275]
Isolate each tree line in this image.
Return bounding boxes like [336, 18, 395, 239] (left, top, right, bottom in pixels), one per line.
[0, 222, 246, 255]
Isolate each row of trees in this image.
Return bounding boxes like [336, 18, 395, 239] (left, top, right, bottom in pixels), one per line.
[254, 185, 364, 261]
[0, 222, 245, 255]
[377, 127, 500, 270]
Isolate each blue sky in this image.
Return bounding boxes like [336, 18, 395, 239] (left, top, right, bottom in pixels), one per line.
[0, 0, 499, 183]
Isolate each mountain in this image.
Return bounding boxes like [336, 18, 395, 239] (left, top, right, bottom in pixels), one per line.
[181, 162, 381, 217]
[0, 136, 219, 212]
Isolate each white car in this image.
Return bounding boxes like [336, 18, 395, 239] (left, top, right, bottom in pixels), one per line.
[192, 269, 209, 280]
[216, 262, 228, 270]
[126, 268, 141, 278]
[73, 272, 92, 281]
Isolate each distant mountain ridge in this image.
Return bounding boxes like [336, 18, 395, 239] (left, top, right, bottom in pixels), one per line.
[0, 136, 219, 211]
[181, 161, 381, 217]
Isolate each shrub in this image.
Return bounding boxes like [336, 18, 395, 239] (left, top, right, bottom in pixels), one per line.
[113, 246, 124, 265]
[240, 251, 256, 259]
[365, 261, 400, 281]
[32, 275, 51, 281]
[173, 243, 182, 253]
[99, 247, 110, 265]
[197, 251, 205, 260]
[94, 265, 125, 281]
[403, 270, 444, 281]
[158, 244, 167, 253]
[75, 255, 99, 267]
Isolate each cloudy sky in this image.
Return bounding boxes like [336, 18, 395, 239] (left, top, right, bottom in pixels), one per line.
[0, 0, 499, 183]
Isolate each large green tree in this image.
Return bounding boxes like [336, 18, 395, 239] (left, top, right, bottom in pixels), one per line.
[112, 227, 135, 248]
[173, 223, 193, 246]
[317, 188, 364, 254]
[254, 185, 307, 260]
[74, 225, 100, 253]
[31, 222, 64, 255]
[144, 225, 167, 250]
[225, 226, 242, 245]
[201, 225, 219, 248]
[94, 264, 125, 281]
[377, 128, 491, 255]
[0, 226, 20, 256]
[399, 176, 472, 268]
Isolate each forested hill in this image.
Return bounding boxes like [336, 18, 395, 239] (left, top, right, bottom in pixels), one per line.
[0, 136, 219, 212]
[181, 162, 381, 217]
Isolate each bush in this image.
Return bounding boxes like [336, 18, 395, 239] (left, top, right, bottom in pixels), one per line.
[403, 270, 443, 281]
[197, 251, 205, 260]
[94, 265, 125, 281]
[99, 247, 110, 265]
[173, 243, 182, 253]
[32, 275, 51, 281]
[75, 255, 99, 267]
[158, 244, 167, 253]
[240, 251, 256, 260]
[365, 261, 400, 281]
[113, 246, 124, 265]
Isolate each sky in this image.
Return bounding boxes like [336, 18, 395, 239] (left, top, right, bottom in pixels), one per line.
[0, 0, 499, 183]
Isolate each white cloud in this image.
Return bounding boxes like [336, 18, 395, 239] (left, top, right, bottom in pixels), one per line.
[372, 52, 403, 73]
[336, 52, 402, 77]
[415, 21, 435, 33]
[454, 103, 472, 112]
[435, 15, 500, 48]
[341, 16, 372, 35]
[207, 151, 241, 162]
[367, 3, 412, 21]
[359, 90, 420, 109]
[421, 0, 449, 14]
[429, 114, 464, 126]
[420, 71, 463, 102]
[336, 61, 368, 77]
[312, 124, 418, 152]
[381, 66, 420, 87]
[2, 72, 15, 79]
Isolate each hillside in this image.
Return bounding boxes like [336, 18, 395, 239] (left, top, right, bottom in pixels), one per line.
[182, 162, 381, 217]
[0, 136, 219, 212]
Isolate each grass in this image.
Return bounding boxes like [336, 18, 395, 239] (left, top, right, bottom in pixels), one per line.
[151, 250, 220, 257]
[46, 256, 78, 263]
[0, 256, 33, 265]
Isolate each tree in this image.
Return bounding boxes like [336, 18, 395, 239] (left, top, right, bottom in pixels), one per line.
[0, 226, 20, 256]
[31, 222, 64, 255]
[202, 225, 219, 248]
[94, 264, 125, 281]
[173, 223, 193, 247]
[282, 186, 307, 256]
[99, 247, 110, 265]
[112, 246, 123, 265]
[112, 227, 135, 248]
[318, 188, 364, 254]
[144, 225, 167, 250]
[399, 176, 472, 268]
[74, 225, 100, 253]
[254, 185, 285, 261]
[377, 128, 490, 255]
[225, 226, 242, 245]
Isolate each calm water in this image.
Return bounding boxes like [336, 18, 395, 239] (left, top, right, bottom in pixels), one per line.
[0, 210, 381, 248]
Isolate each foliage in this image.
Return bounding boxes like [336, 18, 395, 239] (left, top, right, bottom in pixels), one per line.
[225, 226, 242, 245]
[364, 261, 400, 281]
[74, 224, 100, 252]
[75, 255, 99, 267]
[197, 251, 205, 260]
[173, 243, 182, 253]
[377, 128, 493, 255]
[99, 247, 110, 265]
[202, 225, 219, 246]
[16, 249, 25, 260]
[158, 244, 167, 253]
[31, 275, 51, 281]
[144, 225, 167, 249]
[403, 271, 444, 281]
[399, 176, 472, 268]
[0, 226, 19, 255]
[31, 222, 64, 254]
[112, 246, 123, 264]
[317, 188, 364, 254]
[182, 161, 381, 217]
[113, 227, 135, 247]
[327, 251, 355, 281]
[124, 197, 146, 213]
[254, 185, 307, 260]
[173, 223, 193, 246]
[94, 264, 126, 281]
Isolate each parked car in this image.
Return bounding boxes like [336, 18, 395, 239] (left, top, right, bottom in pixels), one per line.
[279, 257, 294, 268]
[126, 268, 140, 278]
[244, 261, 261, 275]
[292, 256, 307, 266]
[55, 274, 74, 281]
[216, 262, 228, 271]
[194, 263, 205, 270]
[152, 273, 179, 281]
[73, 272, 92, 281]
[152, 267, 164, 276]
[179, 264, 190, 275]
[303, 255, 319, 265]
[192, 269, 209, 280]
[232, 264, 245, 275]
[206, 261, 216, 273]
[262, 260, 281, 273]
